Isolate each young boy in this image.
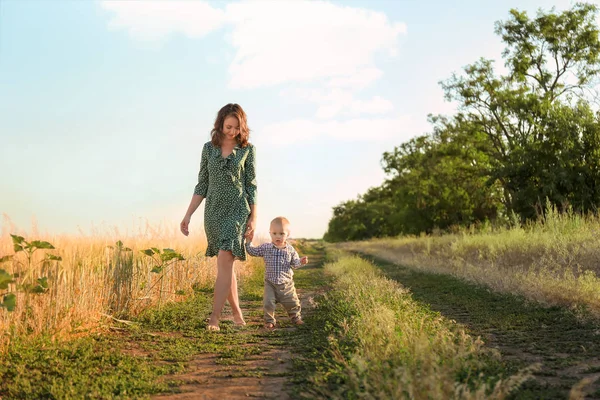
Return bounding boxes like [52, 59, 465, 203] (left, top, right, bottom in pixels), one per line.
[245, 216, 309, 329]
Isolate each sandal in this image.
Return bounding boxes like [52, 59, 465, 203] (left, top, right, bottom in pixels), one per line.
[207, 324, 220, 331]
[291, 316, 304, 325]
[264, 322, 275, 330]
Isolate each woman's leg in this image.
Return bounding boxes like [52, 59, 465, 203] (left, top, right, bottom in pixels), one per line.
[228, 269, 245, 325]
[208, 250, 235, 328]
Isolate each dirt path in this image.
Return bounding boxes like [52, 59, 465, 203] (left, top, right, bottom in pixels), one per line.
[357, 252, 600, 399]
[149, 251, 326, 400]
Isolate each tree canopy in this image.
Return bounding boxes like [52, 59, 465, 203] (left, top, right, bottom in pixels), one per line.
[324, 3, 600, 242]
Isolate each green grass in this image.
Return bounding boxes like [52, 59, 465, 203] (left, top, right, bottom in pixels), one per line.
[357, 252, 600, 399]
[0, 293, 224, 399]
[0, 258, 270, 399]
[342, 207, 600, 317]
[4, 240, 541, 400]
[282, 249, 532, 399]
[0, 335, 179, 399]
[2, 239, 562, 399]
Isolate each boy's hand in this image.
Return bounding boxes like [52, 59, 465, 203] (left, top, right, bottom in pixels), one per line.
[300, 256, 308, 265]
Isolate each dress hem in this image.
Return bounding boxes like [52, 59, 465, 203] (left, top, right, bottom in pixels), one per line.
[205, 248, 247, 262]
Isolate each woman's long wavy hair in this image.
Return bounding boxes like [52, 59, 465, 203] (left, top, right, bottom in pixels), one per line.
[210, 103, 250, 147]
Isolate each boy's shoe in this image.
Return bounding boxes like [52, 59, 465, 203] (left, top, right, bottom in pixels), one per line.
[291, 316, 304, 325]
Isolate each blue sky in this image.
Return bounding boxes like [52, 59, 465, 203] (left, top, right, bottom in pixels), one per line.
[0, 0, 582, 239]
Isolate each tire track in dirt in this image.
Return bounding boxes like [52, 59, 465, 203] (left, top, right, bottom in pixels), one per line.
[356, 252, 600, 400]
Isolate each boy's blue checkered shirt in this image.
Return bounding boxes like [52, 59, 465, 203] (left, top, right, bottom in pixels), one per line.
[245, 241, 301, 284]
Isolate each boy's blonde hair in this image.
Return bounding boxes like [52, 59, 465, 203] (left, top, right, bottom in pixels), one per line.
[270, 216, 291, 233]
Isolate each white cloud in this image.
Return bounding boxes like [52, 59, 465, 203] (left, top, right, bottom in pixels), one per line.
[100, 1, 226, 41]
[100, 0, 406, 89]
[258, 115, 422, 146]
[283, 88, 394, 119]
[326, 67, 384, 90]
[224, 1, 406, 89]
[100, 0, 405, 124]
[354, 96, 394, 115]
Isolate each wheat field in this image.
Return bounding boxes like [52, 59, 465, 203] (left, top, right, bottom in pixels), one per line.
[0, 215, 259, 352]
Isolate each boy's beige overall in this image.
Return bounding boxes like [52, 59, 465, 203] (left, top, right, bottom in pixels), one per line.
[263, 279, 301, 324]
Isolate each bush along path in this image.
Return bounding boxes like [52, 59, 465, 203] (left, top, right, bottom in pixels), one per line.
[355, 251, 600, 400]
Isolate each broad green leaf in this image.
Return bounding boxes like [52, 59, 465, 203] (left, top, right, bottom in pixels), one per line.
[13, 244, 23, 253]
[141, 249, 155, 256]
[10, 234, 25, 245]
[30, 241, 55, 250]
[175, 290, 185, 295]
[31, 285, 46, 294]
[2, 294, 16, 311]
[18, 283, 47, 294]
[46, 254, 62, 261]
[150, 266, 163, 273]
[151, 247, 161, 254]
[0, 269, 14, 290]
[116, 240, 124, 248]
[0, 255, 13, 263]
[17, 283, 33, 292]
[37, 277, 49, 289]
[160, 251, 184, 262]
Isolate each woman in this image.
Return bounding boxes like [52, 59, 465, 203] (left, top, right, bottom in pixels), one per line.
[180, 103, 257, 331]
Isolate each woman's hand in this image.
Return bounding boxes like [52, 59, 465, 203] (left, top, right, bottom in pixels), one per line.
[245, 217, 256, 241]
[180, 216, 191, 236]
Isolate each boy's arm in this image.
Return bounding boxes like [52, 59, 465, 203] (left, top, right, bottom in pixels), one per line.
[290, 248, 308, 269]
[245, 241, 265, 257]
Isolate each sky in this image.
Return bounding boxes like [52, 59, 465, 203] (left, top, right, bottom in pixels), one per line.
[0, 0, 585, 239]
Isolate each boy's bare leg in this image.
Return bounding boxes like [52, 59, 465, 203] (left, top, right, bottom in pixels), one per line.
[208, 250, 235, 329]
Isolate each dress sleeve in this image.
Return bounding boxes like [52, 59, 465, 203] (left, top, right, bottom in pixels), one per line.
[193, 143, 209, 197]
[245, 241, 265, 257]
[244, 145, 257, 205]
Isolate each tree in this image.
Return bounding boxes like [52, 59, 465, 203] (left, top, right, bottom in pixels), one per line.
[382, 115, 503, 234]
[323, 185, 397, 242]
[324, 3, 600, 242]
[441, 3, 600, 218]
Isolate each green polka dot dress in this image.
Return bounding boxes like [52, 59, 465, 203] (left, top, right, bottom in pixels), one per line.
[194, 141, 257, 261]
